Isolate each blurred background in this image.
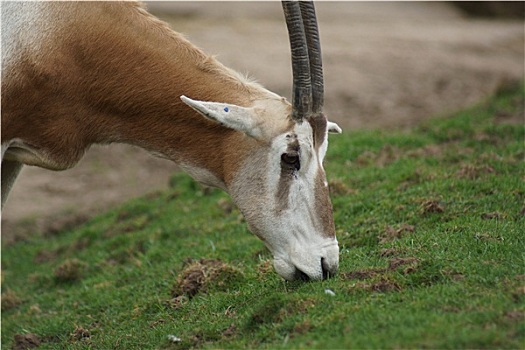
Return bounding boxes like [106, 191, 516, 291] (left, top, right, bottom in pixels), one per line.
[2, 1, 523, 240]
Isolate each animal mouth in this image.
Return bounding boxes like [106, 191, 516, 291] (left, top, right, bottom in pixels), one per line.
[294, 268, 311, 281]
[321, 257, 336, 279]
[290, 257, 337, 282]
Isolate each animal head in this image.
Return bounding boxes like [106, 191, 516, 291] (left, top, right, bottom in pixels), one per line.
[180, 1, 341, 281]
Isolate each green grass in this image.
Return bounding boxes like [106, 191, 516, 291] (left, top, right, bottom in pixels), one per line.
[2, 84, 524, 349]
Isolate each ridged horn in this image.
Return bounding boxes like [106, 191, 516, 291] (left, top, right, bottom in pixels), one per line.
[299, 1, 324, 114]
[282, 0, 324, 121]
[282, 0, 311, 122]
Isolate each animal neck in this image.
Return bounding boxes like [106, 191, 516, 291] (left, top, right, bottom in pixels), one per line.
[80, 3, 266, 185]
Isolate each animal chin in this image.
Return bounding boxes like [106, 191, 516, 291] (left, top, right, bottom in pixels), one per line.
[272, 257, 299, 281]
[273, 256, 324, 282]
[271, 239, 340, 281]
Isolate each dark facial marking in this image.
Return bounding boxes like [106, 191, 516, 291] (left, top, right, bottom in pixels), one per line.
[276, 135, 301, 212]
[314, 169, 336, 238]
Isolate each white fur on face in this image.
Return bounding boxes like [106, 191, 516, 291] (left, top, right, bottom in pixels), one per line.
[229, 120, 338, 281]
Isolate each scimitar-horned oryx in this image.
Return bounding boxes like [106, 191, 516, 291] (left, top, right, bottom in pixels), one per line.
[1, 1, 342, 281]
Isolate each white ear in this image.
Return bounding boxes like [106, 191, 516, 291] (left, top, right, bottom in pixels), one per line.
[328, 121, 342, 134]
[180, 95, 262, 138]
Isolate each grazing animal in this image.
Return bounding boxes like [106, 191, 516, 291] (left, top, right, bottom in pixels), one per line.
[1, 1, 342, 281]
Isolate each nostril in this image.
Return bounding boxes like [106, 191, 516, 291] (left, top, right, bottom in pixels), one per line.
[295, 268, 310, 282]
[321, 257, 334, 280]
[321, 258, 328, 279]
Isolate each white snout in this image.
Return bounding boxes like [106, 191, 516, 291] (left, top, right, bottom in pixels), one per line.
[273, 240, 339, 281]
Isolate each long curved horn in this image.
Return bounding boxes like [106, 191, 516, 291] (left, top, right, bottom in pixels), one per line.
[282, 0, 312, 122]
[299, 1, 324, 114]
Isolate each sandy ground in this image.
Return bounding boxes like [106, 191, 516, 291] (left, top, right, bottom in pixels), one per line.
[2, 2, 523, 241]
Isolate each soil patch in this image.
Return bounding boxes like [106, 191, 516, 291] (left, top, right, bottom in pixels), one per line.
[171, 258, 243, 299]
[13, 334, 41, 350]
[1, 290, 22, 311]
[54, 259, 86, 283]
[70, 326, 91, 342]
[342, 256, 422, 286]
[380, 224, 415, 243]
[420, 199, 445, 215]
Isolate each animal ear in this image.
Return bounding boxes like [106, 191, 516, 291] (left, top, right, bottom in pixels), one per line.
[180, 95, 262, 138]
[327, 121, 342, 134]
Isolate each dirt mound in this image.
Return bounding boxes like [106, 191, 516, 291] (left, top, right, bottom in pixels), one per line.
[53, 259, 87, 283]
[13, 334, 41, 350]
[1, 290, 22, 312]
[171, 258, 244, 299]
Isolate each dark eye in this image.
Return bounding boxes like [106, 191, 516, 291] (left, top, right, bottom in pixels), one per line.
[281, 153, 300, 171]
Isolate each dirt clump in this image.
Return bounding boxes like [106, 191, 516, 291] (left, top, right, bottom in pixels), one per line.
[370, 278, 402, 293]
[166, 295, 189, 310]
[256, 259, 273, 276]
[481, 212, 504, 220]
[388, 257, 420, 270]
[343, 268, 384, 281]
[149, 318, 166, 329]
[379, 248, 403, 257]
[222, 323, 237, 338]
[34, 249, 59, 264]
[71, 326, 91, 341]
[380, 224, 415, 243]
[343, 256, 422, 289]
[1, 290, 22, 311]
[54, 259, 86, 282]
[349, 278, 402, 293]
[504, 309, 524, 322]
[457, 164, 495, 179]
[291, 320, 313, 338]
[329, 178, 357, 196]
[171, 258, 243, 299]
[13, 333, 41, 350]
[420, 199, 445, 215]
[247, 296, 315, 330]
[511, 286, 525, 303]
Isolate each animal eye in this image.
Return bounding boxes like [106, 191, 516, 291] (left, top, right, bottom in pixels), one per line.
[281, 153, 300, 170]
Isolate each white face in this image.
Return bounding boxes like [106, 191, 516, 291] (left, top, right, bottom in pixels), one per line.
[229, 118, 339, 281]
[181, 95, 340, 281]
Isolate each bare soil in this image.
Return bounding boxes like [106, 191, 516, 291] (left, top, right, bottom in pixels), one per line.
[171, 258, 243, 299]
[2, 2, 523, 240]
[12, 334, 41, 350]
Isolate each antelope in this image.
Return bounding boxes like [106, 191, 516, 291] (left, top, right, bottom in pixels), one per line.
[1, 1, 342, 281]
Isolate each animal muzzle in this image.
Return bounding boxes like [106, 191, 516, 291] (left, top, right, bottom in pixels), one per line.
[273, 240, 339, 281]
